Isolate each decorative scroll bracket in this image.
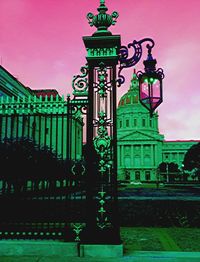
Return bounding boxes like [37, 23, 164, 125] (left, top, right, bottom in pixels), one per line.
[117, 38, 155, 86]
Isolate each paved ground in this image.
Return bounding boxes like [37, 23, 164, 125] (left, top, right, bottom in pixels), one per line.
[1, 252, 200, 262]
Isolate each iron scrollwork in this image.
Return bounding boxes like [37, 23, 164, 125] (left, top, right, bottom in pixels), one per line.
[117, 38, 155, 86]
[72, 64, 88, 97]
[93, 111, 111, 174]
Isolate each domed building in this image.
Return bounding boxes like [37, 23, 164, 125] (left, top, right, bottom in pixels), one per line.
[117, 70, 199, 182]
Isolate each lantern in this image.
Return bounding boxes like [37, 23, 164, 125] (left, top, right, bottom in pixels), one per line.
[137, 49, 164, 116]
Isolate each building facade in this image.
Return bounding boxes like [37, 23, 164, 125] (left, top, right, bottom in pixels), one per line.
[0, 65, 33, 99]
[1, 65, 199, 182]
[117, 71, 199, 182]
[0, 65, 83, 161]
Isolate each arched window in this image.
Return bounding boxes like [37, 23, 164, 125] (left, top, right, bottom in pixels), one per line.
[125, 170, 130, 180]
[142, 118, 146, 127]
[126, 119, 129, 127]
[145, 171, 151, 181]
[135, 171, 140, 180]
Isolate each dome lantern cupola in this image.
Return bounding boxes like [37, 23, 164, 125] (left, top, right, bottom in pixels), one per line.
[118, 69, 140, 107]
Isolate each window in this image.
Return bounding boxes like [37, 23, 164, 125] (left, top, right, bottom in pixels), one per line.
[126, 119, 129, 127]
[120, 120, 122, 128]
[134, 155, 141, 166]
[145, 171, 151, 181]
[135, 171, 140, 180]
[125, 170, 130, 180]
[124, 156, 131, 168]
[144, 155, 151, 166]
[150, 119, 152, 127]
[134, 119, 137, 126]
[142, 118, 146, 127]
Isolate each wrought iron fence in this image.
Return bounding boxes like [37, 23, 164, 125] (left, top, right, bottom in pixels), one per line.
[0, 96, 87, 241]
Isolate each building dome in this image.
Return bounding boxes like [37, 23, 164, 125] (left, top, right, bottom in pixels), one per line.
[118, 70, 140, 107]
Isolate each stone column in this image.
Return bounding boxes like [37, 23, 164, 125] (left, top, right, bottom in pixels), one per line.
[121, 145, 124, 167]
[117, 145, 121, 167]
[151, 144, 154, 166]
[131, 145, 134, 166]
[141, 145, 144, 166]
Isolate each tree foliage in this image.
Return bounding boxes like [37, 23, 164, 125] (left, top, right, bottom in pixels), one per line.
[183, 142, 200, 171]
[0, 138, 66, 193]
[183, 142, 200, 180]
[158, 162, 180, 182]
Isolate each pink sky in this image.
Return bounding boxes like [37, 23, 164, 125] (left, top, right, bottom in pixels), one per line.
[0, 0, 200, 140]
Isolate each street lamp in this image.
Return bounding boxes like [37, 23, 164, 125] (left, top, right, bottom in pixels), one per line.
[118, 39, 164, 117]
[76, 0, 164, 247]
[137, 46, 164, 117]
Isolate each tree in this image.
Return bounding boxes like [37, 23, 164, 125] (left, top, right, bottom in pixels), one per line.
[0, 138, 66, 193]
[158, 162, 180, 182]
[183, 142, 200, 181]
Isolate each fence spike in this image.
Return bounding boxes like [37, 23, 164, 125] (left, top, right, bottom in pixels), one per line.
[28, 96, 32, 103]
[6, 96, 9, 103]
[34, 95, 37, 102]
[11, 96, 15, 103]
[45, 95, 48, 102]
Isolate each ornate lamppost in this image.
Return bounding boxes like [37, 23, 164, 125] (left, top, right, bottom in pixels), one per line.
[80, 0, 164, 247]
[83, 0, 121, 245]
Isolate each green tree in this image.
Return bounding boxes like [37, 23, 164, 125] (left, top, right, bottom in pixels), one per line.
[183, 142, 200, 181]
[0, 138, 65, 193]
[158, 162, 180, 182]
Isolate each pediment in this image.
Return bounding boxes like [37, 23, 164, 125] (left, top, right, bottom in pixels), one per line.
[118, 130, 163, 141]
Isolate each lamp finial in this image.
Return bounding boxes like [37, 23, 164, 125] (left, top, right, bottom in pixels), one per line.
[87, 0, 119, 36]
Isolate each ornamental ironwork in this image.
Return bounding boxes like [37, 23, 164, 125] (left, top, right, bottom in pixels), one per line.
[93, 111, 111, 173]
[87, 0, 119, 35]
[72, 64, 88, 97]
[117, 38, 155, 86]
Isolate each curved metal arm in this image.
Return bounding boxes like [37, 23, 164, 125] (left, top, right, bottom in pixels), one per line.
[117, 38, 155, 86]
[72, 64, 88, 96]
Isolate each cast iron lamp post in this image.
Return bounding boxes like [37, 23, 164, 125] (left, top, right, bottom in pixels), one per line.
[77, 0, 164, 245]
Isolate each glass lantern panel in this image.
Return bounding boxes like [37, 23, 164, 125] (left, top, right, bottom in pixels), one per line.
[150, 79, 160, 98]
[150, 97, 161, 109]
[140, 79, 149, 100]
[141, 98, 151, 109]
